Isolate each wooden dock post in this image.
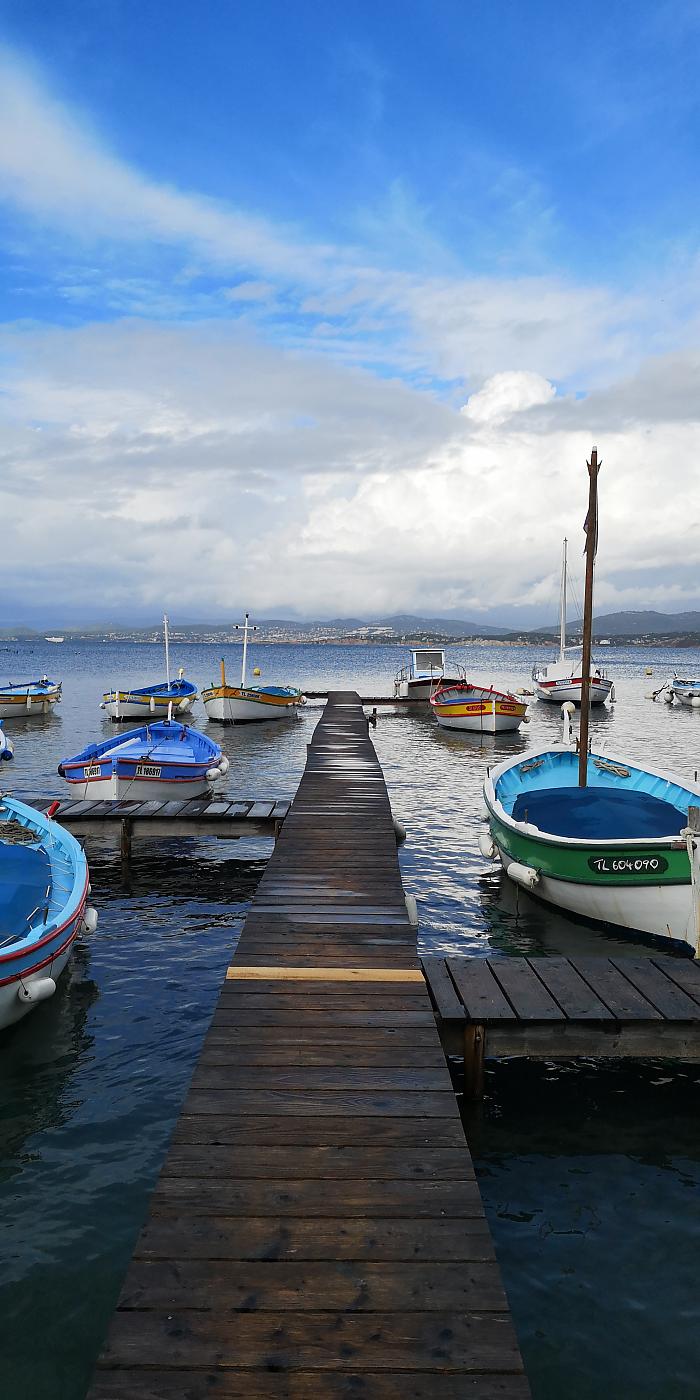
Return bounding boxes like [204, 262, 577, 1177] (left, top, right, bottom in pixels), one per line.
[464, 1022, 486, 1100]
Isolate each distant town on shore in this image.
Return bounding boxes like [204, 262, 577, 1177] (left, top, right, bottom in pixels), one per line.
[3, 609, 700, 648]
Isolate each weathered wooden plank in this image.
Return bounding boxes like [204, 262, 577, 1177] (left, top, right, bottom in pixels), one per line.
[421, 958, 466, 1021]
[486, 958, 563, 1021]
[160, 1146, 472, 1181]
[447, 959, 516, 1023]
[171, 1116, 468, 1148]
[89, 1372, 531, 1399]
[611, 957, 700, 1020]
[570, 957, 663, 1020]
[182, 1090, 459, 1118]
[528, 956, 612, 1020]
[651, 955, 700, 1008]
[134, 1214, 495, 1263]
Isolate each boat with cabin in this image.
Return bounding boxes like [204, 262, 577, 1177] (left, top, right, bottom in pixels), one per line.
[532, 539, 613, 705]
[0, 677, 62, 718]
[394, 648, 462, 701]
[483, 448, 700, 954]
[58, 720, 228, 800]
[0, 794, 98, 1029]
[101, 615, 197, 720]
[202, 615, 303, 723]
[430, 681, 528, 733]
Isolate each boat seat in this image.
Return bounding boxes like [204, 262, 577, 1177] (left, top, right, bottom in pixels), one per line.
[512, 787, 687, 840]
[0, 843, 51, 940]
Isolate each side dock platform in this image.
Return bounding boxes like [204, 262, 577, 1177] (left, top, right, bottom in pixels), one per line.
[88, 691, 529, 1397]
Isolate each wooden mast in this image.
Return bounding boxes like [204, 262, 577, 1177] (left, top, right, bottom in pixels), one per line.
[578, 447, 600, 787]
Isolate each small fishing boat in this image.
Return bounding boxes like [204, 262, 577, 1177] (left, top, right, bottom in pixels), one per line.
[431, 681, 528, 733]
[394, 648, 462, 701]
[0, 723, 14, 762]
[58, 720, 229, 800]
[101, 615, 197, 720]
[532, 540, 613, 705]
[658, 676, 700, 708]
[202, 615, 303, 724]
[0, 677, 62, 718]
[0, 794, 98, 1029]
[483, 448, 700, 954]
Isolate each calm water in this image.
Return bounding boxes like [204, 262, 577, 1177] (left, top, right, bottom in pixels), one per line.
[1, 638, 699, 1398]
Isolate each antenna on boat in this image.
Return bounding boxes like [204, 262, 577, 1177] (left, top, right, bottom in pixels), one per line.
[236, 613, 257, 688]
[163, 614, 171, 686]
[578, 447, 600, 787]
[559, 538, 567, 662]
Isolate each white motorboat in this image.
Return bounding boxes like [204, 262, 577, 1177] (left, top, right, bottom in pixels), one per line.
[394, 648, 462, 701]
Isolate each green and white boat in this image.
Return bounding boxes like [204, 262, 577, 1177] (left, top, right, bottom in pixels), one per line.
[482, 719, 700, 954]
[482, 445, 700, 956]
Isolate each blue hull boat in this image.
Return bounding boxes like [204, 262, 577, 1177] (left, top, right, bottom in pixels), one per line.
[0, 795, 97, 1029]
[58, 720, 229, 799]
[0, 677, 62, 718]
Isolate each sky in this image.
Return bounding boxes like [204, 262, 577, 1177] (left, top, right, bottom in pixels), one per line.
[1, 0, 700, 626]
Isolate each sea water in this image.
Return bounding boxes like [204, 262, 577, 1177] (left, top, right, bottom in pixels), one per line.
[0, 638, 699, 1399]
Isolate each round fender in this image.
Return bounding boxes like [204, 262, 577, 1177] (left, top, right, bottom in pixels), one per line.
[82, 906, 99, 934]
[506, 860, 540, 891]
[217, 754, 230, 775]
[206, 766, 223, 782]
[478, 830, 495, 860]
[18, 977, 56, 1005]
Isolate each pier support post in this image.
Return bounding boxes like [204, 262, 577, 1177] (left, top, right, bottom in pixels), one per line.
[120, 818, 132, 871]
[464, 1023, 486, 1100]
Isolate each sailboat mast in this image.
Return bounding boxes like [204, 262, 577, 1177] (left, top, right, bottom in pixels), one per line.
[163, 614, 170, 686]
[559, 538, 568, 661]
[578, 448, 601, 787]
[241, 613, 249, 689]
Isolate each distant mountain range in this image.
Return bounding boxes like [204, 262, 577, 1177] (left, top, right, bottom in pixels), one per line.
[530, 610, 700, 639]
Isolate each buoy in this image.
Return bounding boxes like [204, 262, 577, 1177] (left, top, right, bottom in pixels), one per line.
[664, 692, 674, 704]
[645, 667, 653, 676]
[506, 861, 540, 891]
[253, 667, 261, 676]
[478, 830, 495, 860]
[82, 906, 99, 934]
[18, 977, 56, 1005]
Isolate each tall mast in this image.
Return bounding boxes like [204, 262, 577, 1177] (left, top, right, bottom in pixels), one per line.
[236, 613, 257, 688]
[559, 537, 568, 661]
[578, 448, 601, 787]
[163, 614, 170, 686]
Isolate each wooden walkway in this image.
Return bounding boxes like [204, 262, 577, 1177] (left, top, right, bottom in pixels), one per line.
[88, 692, 529, 1398]
[424, 954, 700, 1097]
[25, 796, 289, 862]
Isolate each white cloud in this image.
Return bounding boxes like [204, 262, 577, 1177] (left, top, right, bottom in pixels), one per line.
[462, 371, 556, 424]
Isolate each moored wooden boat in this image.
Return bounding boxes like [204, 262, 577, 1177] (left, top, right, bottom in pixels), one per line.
[0, 795, 97, 1029]
[0, 677, 61, 718]
[101, 615, 197, 720]
[58, 720, 228, 800]
[430, 681, 528, 733]
[394, 648, 462, 700]
[666, 676, 700, 708]
[202, 615, 303, 724]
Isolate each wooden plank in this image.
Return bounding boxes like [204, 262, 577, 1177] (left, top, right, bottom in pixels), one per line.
[171, 1116, 468, 1148]
[487, 958, 563, 1021]
[189, 1067, 452, 1092]
[160, 1146, 473, 1180]
[225, 965, 424, 982]
[651, 956, 700, 1008]
[570, 957, 663, 1020]
[529, 956, 612, 1020]
[421, 957, 466, 1021]
[611, 958, 700, 1020]
[247, 801, 277, 820]
[447, 959, 516, 1023]
[117, 1257, 505, 1311]
[181, 1090, 458, 1118]
[89, 1372, 532, 1399]
[487, 1022, 700, 1060]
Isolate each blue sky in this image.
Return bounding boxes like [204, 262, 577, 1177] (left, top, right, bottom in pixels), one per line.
[1, 1, 699, 623]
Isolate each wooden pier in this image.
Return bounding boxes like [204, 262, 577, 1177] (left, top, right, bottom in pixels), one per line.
[88, 693, 529, 1398]
[26, 795, 289, 861]
[424, 954, 700, 1098]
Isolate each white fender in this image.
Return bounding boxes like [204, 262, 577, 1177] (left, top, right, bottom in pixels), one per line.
[404, 892, 419, 927]
[149, 696, 156, 713]
[392, 816, 407, 845]
[82, 906, 99, 934]
[478, 830, 495, 860]
[506, 861, 540, 891]
[692, 697, 700, 709]
[664, 691, 675, 704]
[217, 754, 230, 775]
[206, 766, 223, 782]
[560, 701, 576, 746]
[18, 976, 56, 1005]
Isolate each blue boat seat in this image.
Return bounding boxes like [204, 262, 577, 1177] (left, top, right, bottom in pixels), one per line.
[511, 786, 687, 840]
[0, 843, 51, 941]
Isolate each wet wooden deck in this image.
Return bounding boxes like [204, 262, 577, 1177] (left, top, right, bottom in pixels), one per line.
[26, 796, 288, 851]
[88, 692, 529, 1398]
[423, 954, 700, 1097]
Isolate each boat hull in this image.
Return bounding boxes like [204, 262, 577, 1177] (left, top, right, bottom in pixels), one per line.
[394, 676, 462, 701]
[534, 677, 612, 705]
[0, 925, 79, 1030]
[202, 687, 301, 723]
[102, 694, 195, 720]
[0, 691, 61, 718]
[62, 772, 216, 800]
[434, 701, 526, 732]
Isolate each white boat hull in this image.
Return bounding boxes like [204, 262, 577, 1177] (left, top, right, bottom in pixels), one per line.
[0, 695, 60, 718]
[394, 677, 461, 701]
[674, 690, 700, 709]
[435, 708, 524, 733]
[0, 929, 77, 1030]
[102, 696, 194, 720]
[64, 774, 216, 801]
[494, 847, 694, 949]
[534, 678, 612, 705]
[203, 695, 298, 723]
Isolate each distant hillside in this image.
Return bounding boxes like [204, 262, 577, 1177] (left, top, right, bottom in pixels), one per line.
[531, 610, 700, 638]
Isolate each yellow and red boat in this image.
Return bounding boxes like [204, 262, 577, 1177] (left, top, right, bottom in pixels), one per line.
[202, 614, 304, 724]
[430, 681, 528, 733]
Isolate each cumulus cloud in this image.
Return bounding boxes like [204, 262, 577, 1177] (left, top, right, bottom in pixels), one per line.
[462, 371, 557, 424]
